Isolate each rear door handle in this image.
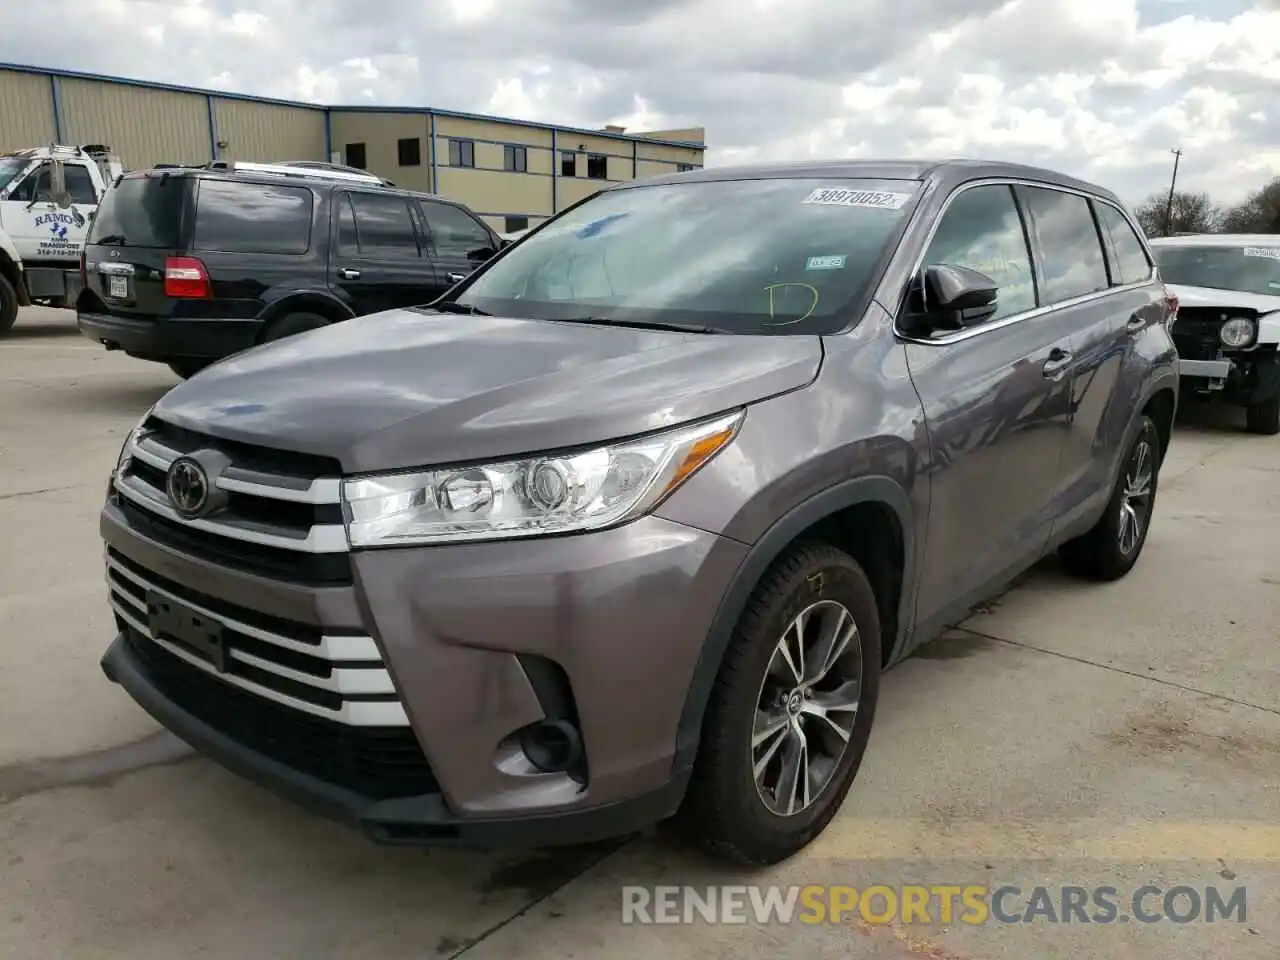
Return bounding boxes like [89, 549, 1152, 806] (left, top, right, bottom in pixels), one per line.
[338, 267, 361, 280]
[1042, 347, 1073, 379]
[447, 272, 465, 283]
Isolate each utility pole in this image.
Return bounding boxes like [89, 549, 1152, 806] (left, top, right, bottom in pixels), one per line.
[1163, 148, 1183, 236]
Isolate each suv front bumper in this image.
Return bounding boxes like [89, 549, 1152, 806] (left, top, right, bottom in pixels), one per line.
[99, 499, 745, 846]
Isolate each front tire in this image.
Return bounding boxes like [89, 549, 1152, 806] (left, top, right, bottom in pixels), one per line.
[1246, 395, 1280, 436]
[1058, 415, 1161, 581]
[0, 274, 18, 336]
[677, 542, 881, 865]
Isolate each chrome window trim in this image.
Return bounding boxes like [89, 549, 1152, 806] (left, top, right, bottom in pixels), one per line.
[892, 176, 1157, 347]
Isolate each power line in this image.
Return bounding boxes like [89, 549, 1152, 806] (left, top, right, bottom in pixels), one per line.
[1162, 148, 1183, 236]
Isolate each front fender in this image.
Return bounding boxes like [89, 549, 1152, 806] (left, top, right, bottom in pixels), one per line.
[0, 229, 22, 272]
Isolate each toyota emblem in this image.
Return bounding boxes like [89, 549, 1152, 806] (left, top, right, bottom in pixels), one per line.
[165, 457, 210, 518]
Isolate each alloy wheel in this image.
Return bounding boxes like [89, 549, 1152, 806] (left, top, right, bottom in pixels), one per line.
[752, 599, 863, 817]
[1118, 438, 1154, 555]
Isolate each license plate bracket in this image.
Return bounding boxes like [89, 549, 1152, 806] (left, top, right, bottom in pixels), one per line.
[108, 275, 128, 299]
[146, 592, 227, 672]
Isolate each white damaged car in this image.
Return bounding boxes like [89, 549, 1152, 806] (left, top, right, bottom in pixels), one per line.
[1150, 234, 1280, 435]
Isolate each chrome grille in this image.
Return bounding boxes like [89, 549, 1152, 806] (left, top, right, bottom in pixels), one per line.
[105, 548, 407, 728]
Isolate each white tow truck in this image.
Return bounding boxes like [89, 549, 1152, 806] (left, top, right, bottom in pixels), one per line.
[0, 143, 124, 335]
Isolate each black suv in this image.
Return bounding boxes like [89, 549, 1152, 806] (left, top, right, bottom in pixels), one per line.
[76, 163, 502, 378]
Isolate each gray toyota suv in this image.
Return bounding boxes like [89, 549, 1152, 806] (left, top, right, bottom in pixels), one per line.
[98, 159, 1179, 864]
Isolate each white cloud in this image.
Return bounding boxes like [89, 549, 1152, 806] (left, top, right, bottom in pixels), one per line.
[0, 0, 1276, 208]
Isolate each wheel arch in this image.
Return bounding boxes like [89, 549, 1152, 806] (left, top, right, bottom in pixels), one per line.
[673, 476, 917, 775]
[0, 242, 30, 305]
[255, 289, 354, 341]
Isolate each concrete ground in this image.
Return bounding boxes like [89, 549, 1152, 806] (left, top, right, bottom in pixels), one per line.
[1, 305, 1276, 959]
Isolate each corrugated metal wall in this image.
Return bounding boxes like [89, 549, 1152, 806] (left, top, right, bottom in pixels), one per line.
[213, 99, 325, 164]
[328, 111, 434, 193]
[59, 78, 209, 168]
[0, 69, 56, 151]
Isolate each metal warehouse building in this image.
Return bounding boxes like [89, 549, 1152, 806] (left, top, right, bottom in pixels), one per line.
[0, 62, 706, 233]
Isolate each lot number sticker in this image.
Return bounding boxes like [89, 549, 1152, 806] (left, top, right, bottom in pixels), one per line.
[1243, 246, 1280, 260]
[806, 255, 847, 271]
[802, 188, 911, 210]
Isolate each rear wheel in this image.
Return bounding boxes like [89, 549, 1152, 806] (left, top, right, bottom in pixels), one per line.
[0, 274, 18, 336]
[262, 311, 328, 343]
[1059, 415, 1161, 581]
[677, 542, 881, 865]
[1245, 395, 1280, 435]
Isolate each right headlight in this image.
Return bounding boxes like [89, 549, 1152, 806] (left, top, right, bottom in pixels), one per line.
[1220, 316, 1256, 348]
[342, 410, 744, 547]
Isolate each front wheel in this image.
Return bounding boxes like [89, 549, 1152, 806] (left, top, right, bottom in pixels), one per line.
[1059, 415, 1161, 581]
[676, 542, 881, 865]
[0, 274, 17, 336]
[1245, 395, 1280, 435]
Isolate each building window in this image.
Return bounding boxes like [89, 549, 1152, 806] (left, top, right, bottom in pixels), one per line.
[504, 215, 529, 233]
[345, 143, 367, 169]
[397, 137, 421, 167]
[586, 154, 608, 180]
[561, 151, 577, 177]
[503, 145, 528, 173]
[677, 163, 696, 172]
[449, 139, 475, 168]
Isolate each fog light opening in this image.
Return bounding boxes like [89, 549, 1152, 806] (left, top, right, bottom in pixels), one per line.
[520, 719, 583, 775]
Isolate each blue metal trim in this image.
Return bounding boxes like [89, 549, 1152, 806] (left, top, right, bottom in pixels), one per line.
[206, 95, 219, 161]
[428, 113, 439, 192]
[49, 75, 64, 142]
[324, 109, 333, 162]
[550, 129, 558, 214]
[0, 62, 704, 150]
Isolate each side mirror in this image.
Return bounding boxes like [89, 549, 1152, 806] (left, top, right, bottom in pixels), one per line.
[913, 264, 999, 333]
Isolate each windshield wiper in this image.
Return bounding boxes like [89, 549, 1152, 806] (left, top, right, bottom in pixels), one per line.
[552, 316, 719, 334]
[425, 301, 491, 316]
[93, 234, 127, 245]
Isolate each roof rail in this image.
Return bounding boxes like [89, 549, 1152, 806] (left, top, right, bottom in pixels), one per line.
[227, 160, 388, 185]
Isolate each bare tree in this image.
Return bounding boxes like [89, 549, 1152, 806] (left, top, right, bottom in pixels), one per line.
[1220, 176, 1280, 234]
[1132, 190, 1222, 238]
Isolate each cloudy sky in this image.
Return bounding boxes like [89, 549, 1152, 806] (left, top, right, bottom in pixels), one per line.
[2, 0, 1277, 207]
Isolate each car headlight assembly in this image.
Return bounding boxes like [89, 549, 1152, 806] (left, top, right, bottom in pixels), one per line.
[1220, 316, 1256, 349]
[342, 410, 744, 547]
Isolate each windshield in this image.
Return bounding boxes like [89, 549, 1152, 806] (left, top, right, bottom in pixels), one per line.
[1154, 245, 1280, 297]
[452, 177, 922, 334]
[0, 156, 29, 193]
[87, 175, 185, 248]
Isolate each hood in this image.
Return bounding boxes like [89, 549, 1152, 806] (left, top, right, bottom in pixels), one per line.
[1166, 283, 1280, 316]
[152, 309, 823, 473]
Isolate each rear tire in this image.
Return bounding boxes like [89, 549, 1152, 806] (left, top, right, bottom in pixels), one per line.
[1058, 415, 1161, 581]
[1245, 395, 1280, 436]
[168, 359, 210, 379]
[0, 274, 18, 336]
[262, 311, 328, 343]
[676, 542, 881, 865]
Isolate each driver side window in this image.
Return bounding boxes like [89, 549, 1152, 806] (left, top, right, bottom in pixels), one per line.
[922, 184, 1037, 321]
[7, 164, 53, 204]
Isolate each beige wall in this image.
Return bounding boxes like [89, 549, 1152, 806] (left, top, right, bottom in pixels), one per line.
[60, 78, 209, 168]
[213, 99, 325, 165]
[0, 70, 56, 151]
[328, 110, 433, 192]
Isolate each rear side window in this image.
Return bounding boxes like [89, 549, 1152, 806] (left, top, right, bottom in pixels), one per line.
[87, 175, 184, 248]
[1017, 186, 1109, 303]
[193, 180, 313, 255]
[922, 184, 1036, 321]
[1094, 203, 1152, 286]
[339, 192, 421, 258]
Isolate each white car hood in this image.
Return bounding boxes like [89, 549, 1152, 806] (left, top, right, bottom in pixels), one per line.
[1166, 283, 1280, 315]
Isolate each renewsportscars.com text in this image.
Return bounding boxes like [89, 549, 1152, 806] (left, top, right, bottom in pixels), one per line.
[621, 884, 1247, 926]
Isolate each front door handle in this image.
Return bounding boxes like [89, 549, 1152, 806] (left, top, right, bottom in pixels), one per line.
[1042, 347, 1073, 379]
[338, 267, 361, 280]
[447, 272, 465, 283]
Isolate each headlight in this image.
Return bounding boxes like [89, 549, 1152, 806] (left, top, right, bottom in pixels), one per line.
[343, 410, 744, 547]
[1220, 316, 1256, 348]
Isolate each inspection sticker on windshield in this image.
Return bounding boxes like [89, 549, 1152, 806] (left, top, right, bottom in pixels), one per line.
[806, 255, 847, 271]
[802, 187, 911, 210]
[1243, 246, 1280, 260]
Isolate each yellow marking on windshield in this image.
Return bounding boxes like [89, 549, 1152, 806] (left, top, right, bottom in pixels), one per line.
[763, 282, 820, 325]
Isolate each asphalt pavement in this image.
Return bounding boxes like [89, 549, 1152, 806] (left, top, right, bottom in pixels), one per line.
[1, 306, 1275, 959]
